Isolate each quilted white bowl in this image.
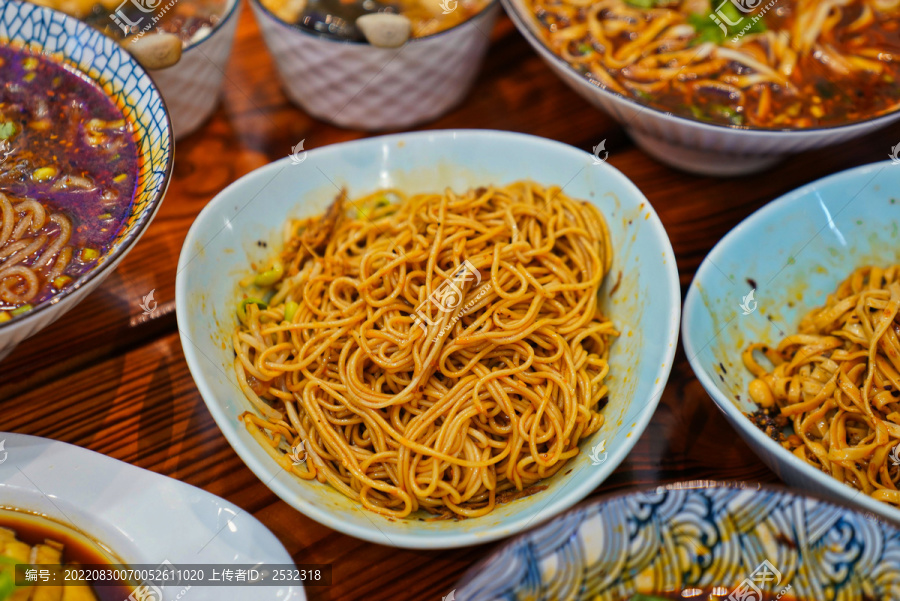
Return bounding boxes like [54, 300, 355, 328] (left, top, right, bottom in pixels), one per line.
[500, 0, 900, 176]
[147, 0, 241, 139]
[176, 129, 681, 548]
[249, 0, 499, 130]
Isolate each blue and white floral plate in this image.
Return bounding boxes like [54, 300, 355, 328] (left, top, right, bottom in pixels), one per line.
[455, 481, 900, 600]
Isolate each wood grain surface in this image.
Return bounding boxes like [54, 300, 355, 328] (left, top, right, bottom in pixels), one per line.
[1, 5, 898, 600]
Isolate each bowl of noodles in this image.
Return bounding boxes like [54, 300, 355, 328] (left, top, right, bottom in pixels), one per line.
[501, 0, 900, 176]
[0, 0, 173, 362]
[683, 160, 900, 524]
[175, 129, 680, 548]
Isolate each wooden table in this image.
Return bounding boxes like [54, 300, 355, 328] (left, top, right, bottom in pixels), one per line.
[1, 5, 897, 600]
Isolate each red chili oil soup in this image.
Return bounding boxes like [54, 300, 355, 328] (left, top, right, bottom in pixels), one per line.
[0, 45, 139, 320]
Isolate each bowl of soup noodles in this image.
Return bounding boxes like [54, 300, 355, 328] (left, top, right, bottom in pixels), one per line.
[501, 0, 900, 175]
[0, 0, 173, 361]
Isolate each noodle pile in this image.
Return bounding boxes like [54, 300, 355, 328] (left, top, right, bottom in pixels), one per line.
[0, 192, 72, 310]
[744, 266, 900, 506]
[235, 181, 617, 518]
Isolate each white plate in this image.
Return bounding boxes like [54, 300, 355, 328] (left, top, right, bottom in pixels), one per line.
[0, 432, 305, 601]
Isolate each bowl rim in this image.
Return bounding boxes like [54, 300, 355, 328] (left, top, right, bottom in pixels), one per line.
[181, 0, 242, 54]
[455, 479, 900, 595]
[499, 0, 900, 135]
[0, 0, 174, 331]
[248, 0, 500, 46]
[682, 160, 900, 524]
[175, 128, 682, 549]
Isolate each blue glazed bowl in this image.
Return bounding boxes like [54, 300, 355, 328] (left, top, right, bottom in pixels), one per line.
[683, 161, 900, 524]
[456, 481, 900, 600]
[0, 0, 173, 360]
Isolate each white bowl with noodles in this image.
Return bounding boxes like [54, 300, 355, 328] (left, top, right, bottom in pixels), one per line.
[683, 160, 900, 524]
[175, 129, 680, 549]
[499, 0, 900, 176]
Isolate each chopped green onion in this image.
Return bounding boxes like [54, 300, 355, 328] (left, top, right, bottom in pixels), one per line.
[709, 103, 744, 125]
[0, 312, 10, 323]
[578, 43, 593, 54]
[254, 260, 284, 287]
[237, 298, 268, 322]
[23, 72, 35, 82]
[113, 173, 128, 183]
[22, 56, 38, 70]
[11, 304, 32, 316]
[98, 213, 112, 220]
[0, 555, 16, 600]
[0, 122, 13, 140]
[284, 300, 299, 322]
[628, 595, 672, 601]
[53, 275, 72, 289]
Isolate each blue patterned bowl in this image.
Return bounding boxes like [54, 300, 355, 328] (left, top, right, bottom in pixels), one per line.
[455, 481, 900, 600]
[0, 0, 173, 360]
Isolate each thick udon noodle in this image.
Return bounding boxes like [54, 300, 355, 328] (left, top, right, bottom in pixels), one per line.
[236, 181, 617, 518]
[0, 192, 72, 310]
[528, 0, 900, 127]
[744, 266, 900, 506]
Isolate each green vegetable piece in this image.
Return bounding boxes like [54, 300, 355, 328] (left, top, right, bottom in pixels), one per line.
[628, 595, 672, 601]
[10, 304, 32, 316]
[254, 261, 284, 287]
[238, 298, 268, 322]
[0, 122, 15, 140]
[284, 300, 299, 322]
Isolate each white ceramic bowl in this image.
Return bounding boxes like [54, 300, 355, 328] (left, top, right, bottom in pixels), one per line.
[683, 161, 900, 524]
[0, 433, 304, 601]
[147, 0, 242, 139]
[176, 129, 681, 549]
[248, 0, 499, 130]
[0, 1, 173, 362]
[499, 0, 900, 176]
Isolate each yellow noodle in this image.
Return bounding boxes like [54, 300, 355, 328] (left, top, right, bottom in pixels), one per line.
[0, 192, 72, 310]
[744, 266, 900, 504]
[235, 181, 617, 518]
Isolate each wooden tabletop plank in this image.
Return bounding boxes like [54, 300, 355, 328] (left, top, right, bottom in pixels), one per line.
[0, 328, 776, 600]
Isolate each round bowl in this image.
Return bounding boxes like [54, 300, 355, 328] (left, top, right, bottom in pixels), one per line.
[0, 0, 174, 362]
[683, 161, 900, 524]
[248, 0, 499, 130]
[499, 0, 900, 176]
[175, 129, 681, 549]
[145, 0, 242, 139]
[455, 481, 900, 600]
